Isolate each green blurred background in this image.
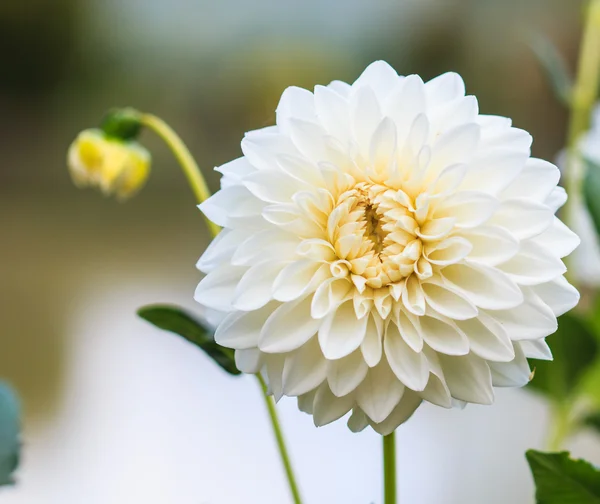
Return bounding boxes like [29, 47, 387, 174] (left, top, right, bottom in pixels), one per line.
[0, 0, 590, 501]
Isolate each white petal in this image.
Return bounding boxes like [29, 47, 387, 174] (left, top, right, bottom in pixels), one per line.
[215, 303, 278, 350]
[350, 86, 382, 159]
[419, 349, 452, 408]
[499, 241, 566, 286]
[369, 391, 422, 435]
[273, 261, 328, 302]
[421, 281, 478, 320]
[314, 84, 352, 145]
[458, 226, 519, 266]
[356, 359, 405, 423]
[297, 389, 316, 414]
[491, 199, 553, 240]
[424, 72, 466, 107]
[276, 86, 316, 133]
[216, 156, 256, 185]
[519, 339, 552, 360]
[231, 229, 299, 267]
[456, 314, 515, 362]
[459, 149, 527, 195]
[194, 265, 246, 311]
[393, 306, 423, 352]
[531, 217, 580, 259]
[531, 276, 580, 317]
[419, 312, 470, 356]
[435, 191, 498, 228]
[442, 262, 523, 310]
[425, 237, 473, 266]
[232, 261, 288, 311]
[545, 186, 568, 212]
[197, 228, 254, 273]
[428, 123, 480, 174]
[259, 296, 321, 353]
[199, 185, 257, 227]
[386, 74, 426, 142]
[501, 158, 560, 202]
[282, 337, 327, 396]
[264, 355, 286, 401]
[318, 300, 369, 360]
[234, 348, 263, 373]
[312, 383, 355, 427]
[439, 353, 494, 405]
[311, 277, 353, 319]
[347, 408, 369, 432]
[243, 170, 308, 204]
[352, 60, 399, 100]
[488, 344, 531, 387]
[384, 322, 430, 391]
[327, 349, 369, 397]
[361, 313, 384, 367]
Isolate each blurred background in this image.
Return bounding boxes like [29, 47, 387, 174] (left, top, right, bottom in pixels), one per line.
[0, 0, 597, 502]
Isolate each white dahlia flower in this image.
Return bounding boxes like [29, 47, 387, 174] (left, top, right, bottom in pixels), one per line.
[195, 61, 580, 434]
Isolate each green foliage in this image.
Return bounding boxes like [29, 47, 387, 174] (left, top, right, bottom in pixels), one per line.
[137, 305, 241, 376]
[584, 158, 600, 240]
[0, 382, 20, 486]
[530, 32, 572, 106]
[527, 450, 600, 503]
[528, 313, 598, 400]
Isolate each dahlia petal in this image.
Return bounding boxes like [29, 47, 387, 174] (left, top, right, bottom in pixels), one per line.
[243, 170, 308, 204]
[531, 218, 580, 259]
[347, 407, 369, 432]
[416, 217, 456, 241]
[499, 241, 566, 286]
[431, 95, 479, 133]
[545, 186, 568, 212]
[501, 158, 560, 202]
[241, 131, 298, 172]
[199, 185, 255, 227]
[456, 314, 515, 362]
[491, 199, 553, 239]
[314, 84, 352, 146]
[318, 300, 369, 359]
[276, 86, 317, 133]
[531, 276, 580, 317]
[488, 344, 530, 387]
[350, 86, 382, 159]
[312, 383, 355, 427]
[386, 74, 426, 142]
[311, 277, 352, 319]
[459, 149, 527, 195]
[428, 163, 468, 195]
[197, 228, 254, 273]
[234, 348, 263, 374]
[297, 388, 317, 414]
[273, 261, 328, 302]
[327, 349, 369, 397]
[394, 306, 423, 352]
[215, 156, 256, 183]
[259, 296, 321, 353]
[402, 275, 426, 316]
[356, 359, 405, 423]
[484, 289, 557, 341]
[288, 118, 331, 165]
[424, 72, 466, 107]
[457, 225, 519, 266]
[282, 337, 327, 396]
[442, 262, 523, 310]
[421, 281, 478, 320]
[419, 312, 470, 355]
[519, 339, 552, 360]
[435, 191, 498, 228]
[370, 117, 398, 173]
[264, 355, 286, 401]
[276, 153, 324, 187]
[369, 390, 422, 435]
[439, 353, 494, 405]
[231, 229, 299, 267]
[194, 265, 246, 311]
[361, 313, 384, 367]
[424, 236, 473, 266]
[384, 322, 430, 391]
[429, 123, 480, 172]
[352, 60, 399, 100]
[477, 116, 532, 151]
[215, 303, 278, 350]
[420, 373, 452, 408]
[232, 261, 289, 311]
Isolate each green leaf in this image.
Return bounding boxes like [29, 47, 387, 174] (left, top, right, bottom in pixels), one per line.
[584, 158, 600, 240]
[526, 450, 600, 503]
[530, 32, 572, 106]
[0, 382, 20, 486]
[583, 411, 600, 434]
[137, 305, 241, 376]
[528, 313, 598, 400]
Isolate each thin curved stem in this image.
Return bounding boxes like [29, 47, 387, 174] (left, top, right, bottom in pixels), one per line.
[139, 112, 302, 503]
[139, 113, 221, 237]
[563, 0, 600, 285]
[257, 374, 303, 504]
[383, 432, 397, 504]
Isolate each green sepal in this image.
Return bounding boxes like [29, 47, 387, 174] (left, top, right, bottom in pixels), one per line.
[101, 107, 143, 141]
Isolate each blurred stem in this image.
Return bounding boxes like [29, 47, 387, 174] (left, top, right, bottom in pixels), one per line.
[257, 374, 303, 504]
[139, 113, 221, 237]
[547, 401, 573, 451]
[141, 113, 301, 503]
[564, 0, 600, 284]
[383, 432, 397, 504]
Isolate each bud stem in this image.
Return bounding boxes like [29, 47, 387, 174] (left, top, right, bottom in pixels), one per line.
[564, 0, 600, 286]
[139, 113, 221, 237]
[383, 432, 397, 504]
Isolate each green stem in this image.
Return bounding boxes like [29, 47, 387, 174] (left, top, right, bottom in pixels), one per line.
[139, 113, 221, 237]
[563, 0, 600, 285]
[257, 374, 303, 504]
[140, 112, 302, 503]
[383, 432, 397, 504]
[547, 401, 572, 451]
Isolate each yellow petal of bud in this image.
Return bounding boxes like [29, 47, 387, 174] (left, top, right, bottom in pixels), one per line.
[67, 129, 151, 200]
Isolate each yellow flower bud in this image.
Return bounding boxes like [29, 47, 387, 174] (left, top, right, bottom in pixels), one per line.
[67, 129, 151, 200]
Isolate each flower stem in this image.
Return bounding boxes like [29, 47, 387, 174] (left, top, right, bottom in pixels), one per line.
[257, 374, 303, 504]
[563, 0, 600, 283]
[547, 401, 573, 451]
[383, 432, 397, 504]
[139, 113, 221, 237]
